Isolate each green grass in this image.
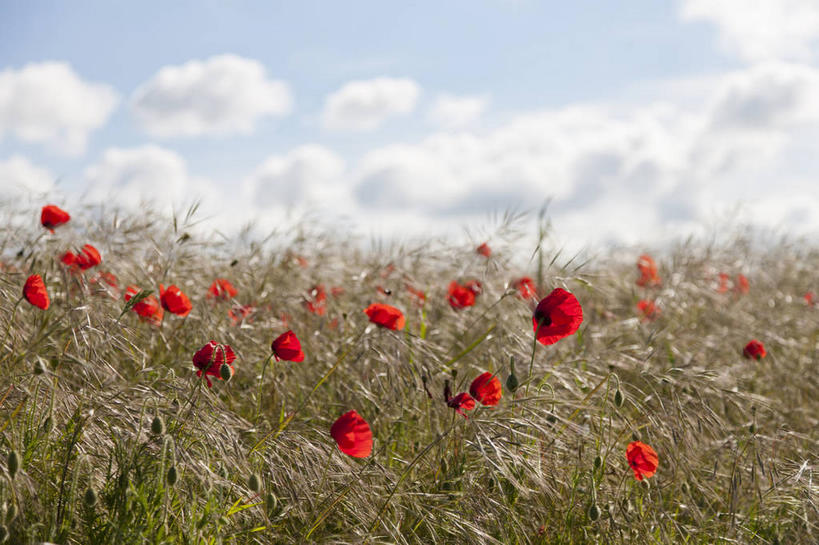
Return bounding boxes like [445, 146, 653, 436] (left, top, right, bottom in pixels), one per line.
[0, 205, 817, 544]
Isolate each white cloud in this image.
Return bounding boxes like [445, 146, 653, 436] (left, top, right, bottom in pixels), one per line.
[322, 77, 420, 131]
[83, 145, 211, 208]
[132, 54, 292, 137]
[245, 144, 347, 208]
[427, 93, 489, 129]
[0, 62, 118, 155]
[681, 0, 819, 63]
[0, 155, 55, 202]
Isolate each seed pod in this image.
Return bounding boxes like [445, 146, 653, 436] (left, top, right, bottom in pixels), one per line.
[220, 363, 233, 382]
[33, 359, 46, 375]
[166, 465, 178, 487]
[7, 451, 19, 480]
[83, 487, 98, 507]
[613, 389, 624, 408]
[248, 473, 261, 493]
[151, 415, 165, 436]
[587, 502, 600, 521]
[506, 356, 519, 392]
[593, 455, 602, 470]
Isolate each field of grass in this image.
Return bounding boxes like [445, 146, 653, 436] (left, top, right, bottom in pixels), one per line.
[0, 205, 817, 544]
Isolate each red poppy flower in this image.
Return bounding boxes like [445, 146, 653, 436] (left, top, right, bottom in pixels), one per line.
[465, 279, 483, 296]
[469, 372, 502, 406]
[330, 410, 373, 458]
[805, 291, 816, 306]
[228, 304, 255, 325]
[476, 242, 491, 257]
[23, 274, 49, 310]
[61, 244, 102, 271]
[743, 339, 766, 360]
[636, 254, 661, 287]
[159, 284, 192, 317]
[735, 274, 749, 295]
[94, 271, 118, 288]
[192, 341, 236, 387]
[41, 205, 70, 232]
[626, 441, 658, 481]
[406, 284, 426, 305]
[60, 251, 76, 267]
[448, 281, 476, 309]
[514, 276, 538, 299]
[304, 284, 327, 315]
[207, 278, 238, 299]
[364, 303, 405, 330]
[636, 299, 659, 321]
[532, 288, 583, 345]
[271, 330, 305, 362]
[124, 285, 164, 325]
[717, 272, 731, 293]
[447, 392, 476, 418]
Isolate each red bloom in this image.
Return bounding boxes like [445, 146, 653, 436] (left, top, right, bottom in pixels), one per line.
[514, 276, 538, 299]
[743, 339, 766, 360]
[94, 271, 118, 288]
[636, 299, 659, 321]
[448, 281, 476, 309]
[192, 341, 236, 387]
[330, 410, 373, 458]
[228, 304, 255, 325]
[636, 254, 661, 287]
[532, 288, 583, 345]
[304, 284, 327, 315]
[476, 242, 491, 257]
[207, 278, 238, 299]
[717, 272, 731, 293]
[469, 372, 502, 406]
[364, 303, 406, 330]
[447, 392, 476, 418]
[271, 330, 305, 362]
[160, 284, 192, 317]
[735, 274, 749, 295]
[23, 274, 49, 310]
[805, 291, 816, 306]
[626, 441, 659, 481]
[41, 205, 70, 232]
[406, 284, 426, 305]
[124, 285, 164, 325]
[62, 244, 102, 271]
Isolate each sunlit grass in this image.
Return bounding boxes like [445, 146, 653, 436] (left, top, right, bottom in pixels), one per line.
[0, 204, 816, 544]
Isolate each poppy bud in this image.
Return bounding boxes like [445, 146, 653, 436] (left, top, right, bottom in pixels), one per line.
[248, 473, 261, 493]
[166, 465, 178, 487]
[506, 356, 519, 392]
[151, 415, 165, 436]
[681, 482, 689, 494]
[546, 413, 557, 425]
[5, 503, 16, 523]
[614, 389, 624, 408]
[266, 492, 280, 516]
[83, 487, 98, 507]
[593, 455, 602, 470]
[748, 423, 756, 434]
[42, 416, 54, 433]
[219, 363, 233, 382]
[7, 451, 19, 480]
[0, 525, 7, 544]
[587, 502, 600, 521]
[33, 359, 46, 375]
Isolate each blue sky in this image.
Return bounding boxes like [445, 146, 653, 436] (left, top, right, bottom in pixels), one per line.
[1, 0, 818, 247]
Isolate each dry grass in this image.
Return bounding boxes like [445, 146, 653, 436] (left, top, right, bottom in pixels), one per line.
[0, 204, 817, 544]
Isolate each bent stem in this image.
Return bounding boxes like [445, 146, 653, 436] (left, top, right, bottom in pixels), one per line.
[525, 319, 542, 395]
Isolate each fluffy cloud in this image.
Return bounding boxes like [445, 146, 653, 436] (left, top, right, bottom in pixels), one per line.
[245, 144, 346, 208]
[132, 55, 292, 137]
[0, 156, 55, 202]
[83, 145, 208, 208]
[322, 77, 420, 131]
[681, 0, 819, 63]
[0, 62, 118, 155]
[427, 94, 489, 129]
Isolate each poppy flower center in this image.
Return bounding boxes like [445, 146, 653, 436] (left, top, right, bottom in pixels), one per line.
[535, 312, 552, 327]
